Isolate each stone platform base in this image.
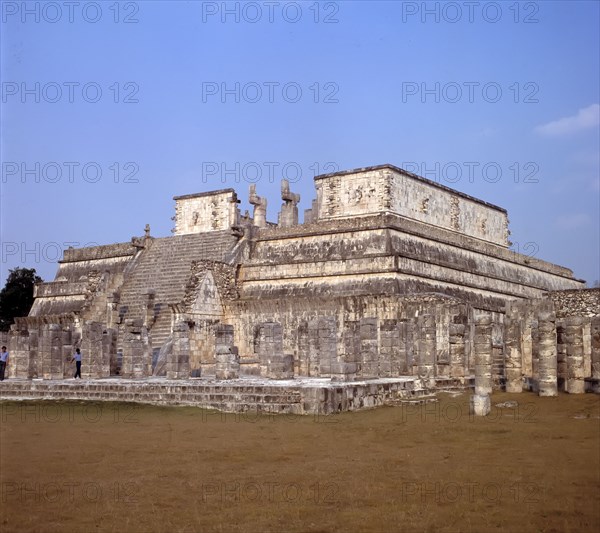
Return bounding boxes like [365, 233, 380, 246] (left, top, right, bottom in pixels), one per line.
[0, 376, 472, 415]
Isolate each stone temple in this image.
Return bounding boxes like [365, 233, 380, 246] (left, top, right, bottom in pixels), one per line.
[2, 164, 599, 413]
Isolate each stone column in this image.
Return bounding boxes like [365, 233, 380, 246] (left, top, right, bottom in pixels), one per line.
[40, 323, 63, 380]
[103, 328, 117, 376]
[565, 317, 585, 394]
[297, 321, 309, 376]
[317, 317, 336, 377]
[214, 324, 239, 380]
[258, 322, 292, 380]
[531, 318, 540, 390]
[471, 314, 492, 416]
[359, 318, 379, 378]
[504, 316, 523, 392]
[556, 321, 567, 391]
[537, 310, 558, 396]
[491, 320, 504, 390]
[121, 320, 152, 378]
[8, 325, 32, 379]
[167, 321, 190, 379]
[81, 321, 106, 378]
[28, 325, 39, 378]
[61, 327, 73, 379]
[449, 322, 466, 379]
[417, 314, 436, 386]
[378, 320, 393, 377]
[591, 317, 600, 393]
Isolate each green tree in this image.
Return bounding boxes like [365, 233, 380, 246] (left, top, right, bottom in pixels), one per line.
[0, 268, 42, 331]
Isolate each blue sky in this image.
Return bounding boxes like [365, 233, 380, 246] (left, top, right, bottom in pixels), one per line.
[1, 0, 599, 285]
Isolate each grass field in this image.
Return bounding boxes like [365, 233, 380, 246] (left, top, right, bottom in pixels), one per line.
[1, 391, 598, 533]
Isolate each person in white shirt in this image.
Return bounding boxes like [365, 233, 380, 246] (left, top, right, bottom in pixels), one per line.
[0, 346, 8, 381]
[71, 348, 82, 379]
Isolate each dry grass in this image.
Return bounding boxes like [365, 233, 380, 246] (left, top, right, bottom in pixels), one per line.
[1, 391, 598, 533]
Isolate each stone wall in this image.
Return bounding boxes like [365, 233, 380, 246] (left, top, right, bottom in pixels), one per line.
[173, 189, 240, 235]
[226, 294, 474, 381]
[314, 165, 509, 246]
[0, 376, 429, 415]
[548, 288, 600, 318]
[240, 213, 583, 314]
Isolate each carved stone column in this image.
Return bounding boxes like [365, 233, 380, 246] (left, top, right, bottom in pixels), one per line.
[215, 324, 239, 380]
[591, 317, 600, 393]
[167, 321, 190, 379]
[278, 179, 300, 228]
[471, 314, 492, 416]
[81, 321, 107, 378]
[504, 316, 523, 392]
[249, 184, 267, 228]
[565, 317, 585, 394]
[537, 310, 558, 396]
[417, 314, 436, 387]
[449, 322, 466, 379]
[121, 319, 152, 378]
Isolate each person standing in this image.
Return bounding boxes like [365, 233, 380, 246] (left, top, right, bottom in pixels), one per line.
[0, 346, 8, 381]
[71, 348, 82, 379]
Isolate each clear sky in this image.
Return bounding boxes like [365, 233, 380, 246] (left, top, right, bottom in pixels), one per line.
[1, 0, 599, 285]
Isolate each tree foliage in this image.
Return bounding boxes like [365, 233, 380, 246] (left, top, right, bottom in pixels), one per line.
[0, 268, 42, 331]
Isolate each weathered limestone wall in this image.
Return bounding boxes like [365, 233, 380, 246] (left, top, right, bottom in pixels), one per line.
[314, 165, 509, 246]
[227, 295, 472, 380]
[173, 189, 240, 235]
[29, 243, 138, 318]
[8, 317, 77, 380]
[241, 214, 583, 314]
[549, 289, 600, 318]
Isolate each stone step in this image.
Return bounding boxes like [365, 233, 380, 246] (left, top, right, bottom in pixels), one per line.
[0, 377, 429, 415]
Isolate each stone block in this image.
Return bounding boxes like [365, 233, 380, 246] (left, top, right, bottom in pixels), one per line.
[470, 394, 491, 416]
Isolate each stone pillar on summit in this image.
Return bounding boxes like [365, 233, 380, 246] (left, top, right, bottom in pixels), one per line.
[249, 184, 267, 228]
[278, 179, 301, 228]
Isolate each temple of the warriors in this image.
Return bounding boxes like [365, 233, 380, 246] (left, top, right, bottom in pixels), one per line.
[2, 164, 599, 413]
